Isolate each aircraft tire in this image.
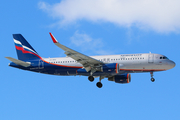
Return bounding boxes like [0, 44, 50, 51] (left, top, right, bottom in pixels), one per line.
[96, 82, 103, 88]
[88, 76, 94, 82]
[151, 78, 155, 82]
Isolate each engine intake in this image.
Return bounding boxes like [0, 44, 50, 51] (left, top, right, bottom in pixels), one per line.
[108, 73, 131, 84]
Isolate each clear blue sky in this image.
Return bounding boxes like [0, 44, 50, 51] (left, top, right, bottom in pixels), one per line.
[1, 0, 180, 120]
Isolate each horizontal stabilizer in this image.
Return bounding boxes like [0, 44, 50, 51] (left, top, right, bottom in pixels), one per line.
[5, 57, 31, 67]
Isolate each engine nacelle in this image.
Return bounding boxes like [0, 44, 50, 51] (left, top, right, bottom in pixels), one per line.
[108, 73, 131, 84]
[102, 63, 119, 74]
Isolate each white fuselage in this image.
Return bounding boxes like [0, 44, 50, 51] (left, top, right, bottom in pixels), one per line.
[43, 53, 175, 73]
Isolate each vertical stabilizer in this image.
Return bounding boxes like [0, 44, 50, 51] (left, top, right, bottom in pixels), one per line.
[13, 34, 41, 61]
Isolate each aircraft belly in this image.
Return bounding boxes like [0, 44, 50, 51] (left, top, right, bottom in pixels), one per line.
[77, 72, 115, 76]
[120, 62, 162, 72]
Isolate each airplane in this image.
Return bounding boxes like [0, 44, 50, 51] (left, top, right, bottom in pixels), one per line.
[5, 33, 176, 88]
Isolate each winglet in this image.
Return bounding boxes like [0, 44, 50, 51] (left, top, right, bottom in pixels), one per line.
[49, 32, 58, 43]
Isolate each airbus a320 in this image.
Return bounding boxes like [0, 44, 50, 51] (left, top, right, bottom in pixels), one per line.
[6, 33, 176, 88]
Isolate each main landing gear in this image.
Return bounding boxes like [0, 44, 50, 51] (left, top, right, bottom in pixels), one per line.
[88, 76, 94, 82]
[96, 82, 102, 88]
[96, 76, 104, 88]
[88, 76, 104, 88]
[150, 72, 155, 82]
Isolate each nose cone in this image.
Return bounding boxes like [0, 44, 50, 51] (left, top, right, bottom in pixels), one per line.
[168, 60, 176, 69]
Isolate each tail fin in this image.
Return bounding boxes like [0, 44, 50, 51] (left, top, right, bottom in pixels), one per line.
[13, 34, 41, 61]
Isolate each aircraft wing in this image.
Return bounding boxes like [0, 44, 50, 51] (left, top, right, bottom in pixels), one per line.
[49, 33, 104, 72]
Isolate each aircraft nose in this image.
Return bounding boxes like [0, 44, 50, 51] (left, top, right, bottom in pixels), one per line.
[169, 60, 176, 69]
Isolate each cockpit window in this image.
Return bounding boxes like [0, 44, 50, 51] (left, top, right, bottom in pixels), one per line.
[160, 56, 169, 59]
[163, 56, 169, 59]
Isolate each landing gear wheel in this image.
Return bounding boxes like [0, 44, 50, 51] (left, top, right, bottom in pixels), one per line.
[151, 78, 155, 82]
[150, 72, 155, 82]
[96, 82, 103, 88]
[88, 76, 94, 82]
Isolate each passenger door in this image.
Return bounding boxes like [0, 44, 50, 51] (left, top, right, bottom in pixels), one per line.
[148, 54, 154, 63]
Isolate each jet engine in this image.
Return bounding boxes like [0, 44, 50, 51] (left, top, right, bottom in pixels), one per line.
[108, 73, 131, 83]
[102, 63, 119, 74]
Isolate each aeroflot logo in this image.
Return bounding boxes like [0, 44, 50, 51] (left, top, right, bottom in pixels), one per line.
[14, 39, 38, 55]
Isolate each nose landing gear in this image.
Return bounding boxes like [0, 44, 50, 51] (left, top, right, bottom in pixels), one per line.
[150, 72, 155, 82]
[151, 78, 155, 82]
